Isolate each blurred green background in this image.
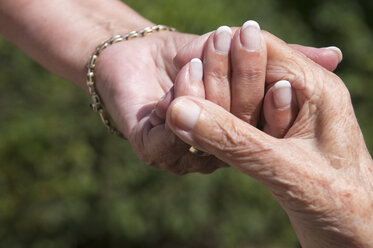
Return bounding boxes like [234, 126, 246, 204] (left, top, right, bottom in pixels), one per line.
[0, 0, 372, 247]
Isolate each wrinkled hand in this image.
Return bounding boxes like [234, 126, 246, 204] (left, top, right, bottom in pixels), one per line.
[166, 31, 373, 247]
[94, 28, 341, 175]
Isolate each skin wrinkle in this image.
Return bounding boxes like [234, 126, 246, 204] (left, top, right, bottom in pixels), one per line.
[281, 154, 372, 247]
[232, 66, 265, 84]
[267, 35, 372, 247]
[196, 107, 278, 176]
[285, 104, 316, 139]
[205, 70, 230, 89]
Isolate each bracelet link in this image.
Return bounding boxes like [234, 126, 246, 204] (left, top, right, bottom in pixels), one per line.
[96, 42, 109, 54]
[87, 70, 95, 86]
[109, 35, 124, 44]
[86, 25, 176, 139]
[141, 27, 154, 36]
[126, 31, 139, 40]
[88, 55, 98, 69]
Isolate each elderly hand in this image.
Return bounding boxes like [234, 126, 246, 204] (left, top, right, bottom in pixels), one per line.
[113, 23, 340, 174]
[166, 29, 373, 247]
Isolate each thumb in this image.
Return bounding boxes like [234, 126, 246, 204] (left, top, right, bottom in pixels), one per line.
[166, 96, 283, 179]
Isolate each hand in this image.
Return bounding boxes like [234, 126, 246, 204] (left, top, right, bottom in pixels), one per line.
[95, 27, 341, 175]
[173, 22, 342, 137]
[156, 22, 298, 140]
[94, 31, 229, 174]
[166, 31, 373, 247]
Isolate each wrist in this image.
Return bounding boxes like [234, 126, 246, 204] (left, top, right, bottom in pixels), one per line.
[87, 25, 178, 138]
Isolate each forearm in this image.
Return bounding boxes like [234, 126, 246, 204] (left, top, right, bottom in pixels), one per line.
[0, 0, 153, 89]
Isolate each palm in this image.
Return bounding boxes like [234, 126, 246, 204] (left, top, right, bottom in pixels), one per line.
[95, 31, 225, 174]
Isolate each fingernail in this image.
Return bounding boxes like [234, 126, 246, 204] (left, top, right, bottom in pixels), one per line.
[241, 20, 261, 51]
[189, 58, 203, 81]
[214, 26, 232, 54]
[171, 98, 201, 131]
[323, 46, 343, 63]
[272, 80, 292, 110]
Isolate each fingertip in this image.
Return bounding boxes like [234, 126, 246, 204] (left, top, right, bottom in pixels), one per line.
[214, 26, 232, 54]
[190, 58, 203, 81]
[174, 59, 205, 98]
[272, 80, 292, 110]
[290, 44, 341, 71]
[322, 46, 343, 63]
[240, 20, 262, 51]
[242, 20, 260, 30]
[155, 88, 174, 119]
[263, 80, 297, 138]
[168, 97, 201, 132]
[216, 25, 232, 35]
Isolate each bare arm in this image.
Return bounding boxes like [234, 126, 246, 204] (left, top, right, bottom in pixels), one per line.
[0, 0, 153, 89]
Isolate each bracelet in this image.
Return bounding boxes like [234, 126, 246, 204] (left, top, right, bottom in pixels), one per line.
[86, 25, 176, 139]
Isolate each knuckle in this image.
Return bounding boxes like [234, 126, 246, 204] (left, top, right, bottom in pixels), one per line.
[233, 66, 265, 83]
[324, 72, 352, 104]
[205, 70, 228, 83]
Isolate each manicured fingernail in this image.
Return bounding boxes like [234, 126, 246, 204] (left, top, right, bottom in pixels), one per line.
[272, 80, 292, 110]
[214, 26, 232, 54]
[241, 20, 261, 51]
[171, 98, 201, 131]
[189, 58, 203, 81]
[323, 46, 343, 63]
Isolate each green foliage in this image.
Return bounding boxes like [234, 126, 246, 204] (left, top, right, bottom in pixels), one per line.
[0, 0, 372, 247]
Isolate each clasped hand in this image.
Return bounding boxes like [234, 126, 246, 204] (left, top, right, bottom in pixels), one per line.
[95, 20, 372, 247]
[95, 21, 341, 175]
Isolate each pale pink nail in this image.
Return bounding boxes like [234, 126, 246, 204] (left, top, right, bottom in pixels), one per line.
[272, 80, 292, 110]
[171, 98, 200, 131]
[214, 26, 232, 54]
[323, 46, 343, 63]
[189, 58, 203, 81]
[241, 20, 261, 51]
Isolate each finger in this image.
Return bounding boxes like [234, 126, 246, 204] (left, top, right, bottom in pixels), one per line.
[203, 26, 232, 110]
[136, 119, 225, 175]
[290, 44, 343, 71]
[149, 88, 174, 126]
[174, 58, 205, 99]
[263, 31, 332, 106]
[150, 58, 205, 127]
[173, 32, 212, 69]
[263, 80, 298, 138]
[174, 30, 341, 72]
[166, 96, 285, 183]
[230, 20, 266, 125]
